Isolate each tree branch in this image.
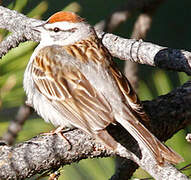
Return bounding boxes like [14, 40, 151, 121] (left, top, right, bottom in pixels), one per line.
[95, 0, 164, 32]
[0, 6, 191, 75]
[100, 33, 191, 75]
[0, 5, 191, 180]
[0, 129, 188, 180]
[0, 81, 191, 179]
[2, 104, 33, 145]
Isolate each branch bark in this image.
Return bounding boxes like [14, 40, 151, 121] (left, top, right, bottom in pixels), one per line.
[0, 6, 191, 75]
[0, 128, 188, 180]
[0, 5, 191, 180]
[0, 81, 190, 179]
[2, 104, 33, 145]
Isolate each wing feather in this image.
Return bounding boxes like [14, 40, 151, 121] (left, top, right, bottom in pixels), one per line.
[109, 63, 150, 123]
[109, 62, 183, 165]
[31, 46, 113, 134]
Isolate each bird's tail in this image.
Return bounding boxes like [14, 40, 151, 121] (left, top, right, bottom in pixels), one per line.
[115, 111, 184, 165]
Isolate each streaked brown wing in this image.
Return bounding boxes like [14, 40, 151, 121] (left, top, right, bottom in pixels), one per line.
[109, 62, 183, 164]
[31, 46, 113, 134]
[109, 63, 150, 123]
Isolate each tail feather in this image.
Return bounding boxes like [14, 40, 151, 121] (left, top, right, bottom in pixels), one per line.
[116, 113, 184, 165]
[156, 138, 184, 165]
[109, 62, 183, 165]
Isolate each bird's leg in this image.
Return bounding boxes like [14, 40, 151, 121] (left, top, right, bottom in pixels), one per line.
[41, 126, 72, 150]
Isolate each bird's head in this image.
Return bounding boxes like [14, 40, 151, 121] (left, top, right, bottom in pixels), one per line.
[33, 11, 94, 46]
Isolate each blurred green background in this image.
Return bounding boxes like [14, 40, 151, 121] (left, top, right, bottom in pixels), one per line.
[0, 0, 191, 179]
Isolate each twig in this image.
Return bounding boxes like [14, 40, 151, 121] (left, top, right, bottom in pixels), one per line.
[2, 104, 33, 145]
[95, 0, 163, 32]
[180, 163, 191, 171]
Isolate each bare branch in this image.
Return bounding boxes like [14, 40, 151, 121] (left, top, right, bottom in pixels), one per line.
[100, 33, 191, 75]
[0, 6, 41, 57]
[0, 6, 191, 75]
[124, 12, 153, 90]
[95, 0, 164, 32]
[0, 128, 188, 180]
[144, 81, 191, 140]
[2, 104, 33, 145]
[0, 81, 190, 179]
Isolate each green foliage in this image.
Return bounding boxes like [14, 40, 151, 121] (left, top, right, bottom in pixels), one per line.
[0, 0, 191, 179]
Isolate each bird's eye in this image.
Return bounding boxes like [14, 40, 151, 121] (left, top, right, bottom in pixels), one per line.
[53, 27, 60, 32]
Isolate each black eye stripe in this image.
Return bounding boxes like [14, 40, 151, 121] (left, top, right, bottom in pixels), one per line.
[48, 27, 77, 33]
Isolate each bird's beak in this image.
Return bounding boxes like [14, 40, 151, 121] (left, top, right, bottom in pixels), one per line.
[31, 22, 46, 32]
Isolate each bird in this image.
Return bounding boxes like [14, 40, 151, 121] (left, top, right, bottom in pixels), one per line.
[23, 11, 183, 165]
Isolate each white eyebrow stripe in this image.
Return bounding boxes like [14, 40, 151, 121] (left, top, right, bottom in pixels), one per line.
[44, 21, 80, 31]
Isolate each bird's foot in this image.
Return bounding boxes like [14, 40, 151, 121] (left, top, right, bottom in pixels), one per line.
[41, 126, 72, 150]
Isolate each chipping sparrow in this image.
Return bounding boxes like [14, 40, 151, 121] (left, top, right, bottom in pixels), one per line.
[24, 11, 183, 165]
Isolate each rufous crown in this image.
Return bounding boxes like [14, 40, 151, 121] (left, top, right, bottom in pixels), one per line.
[48, 11, 84, 23]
